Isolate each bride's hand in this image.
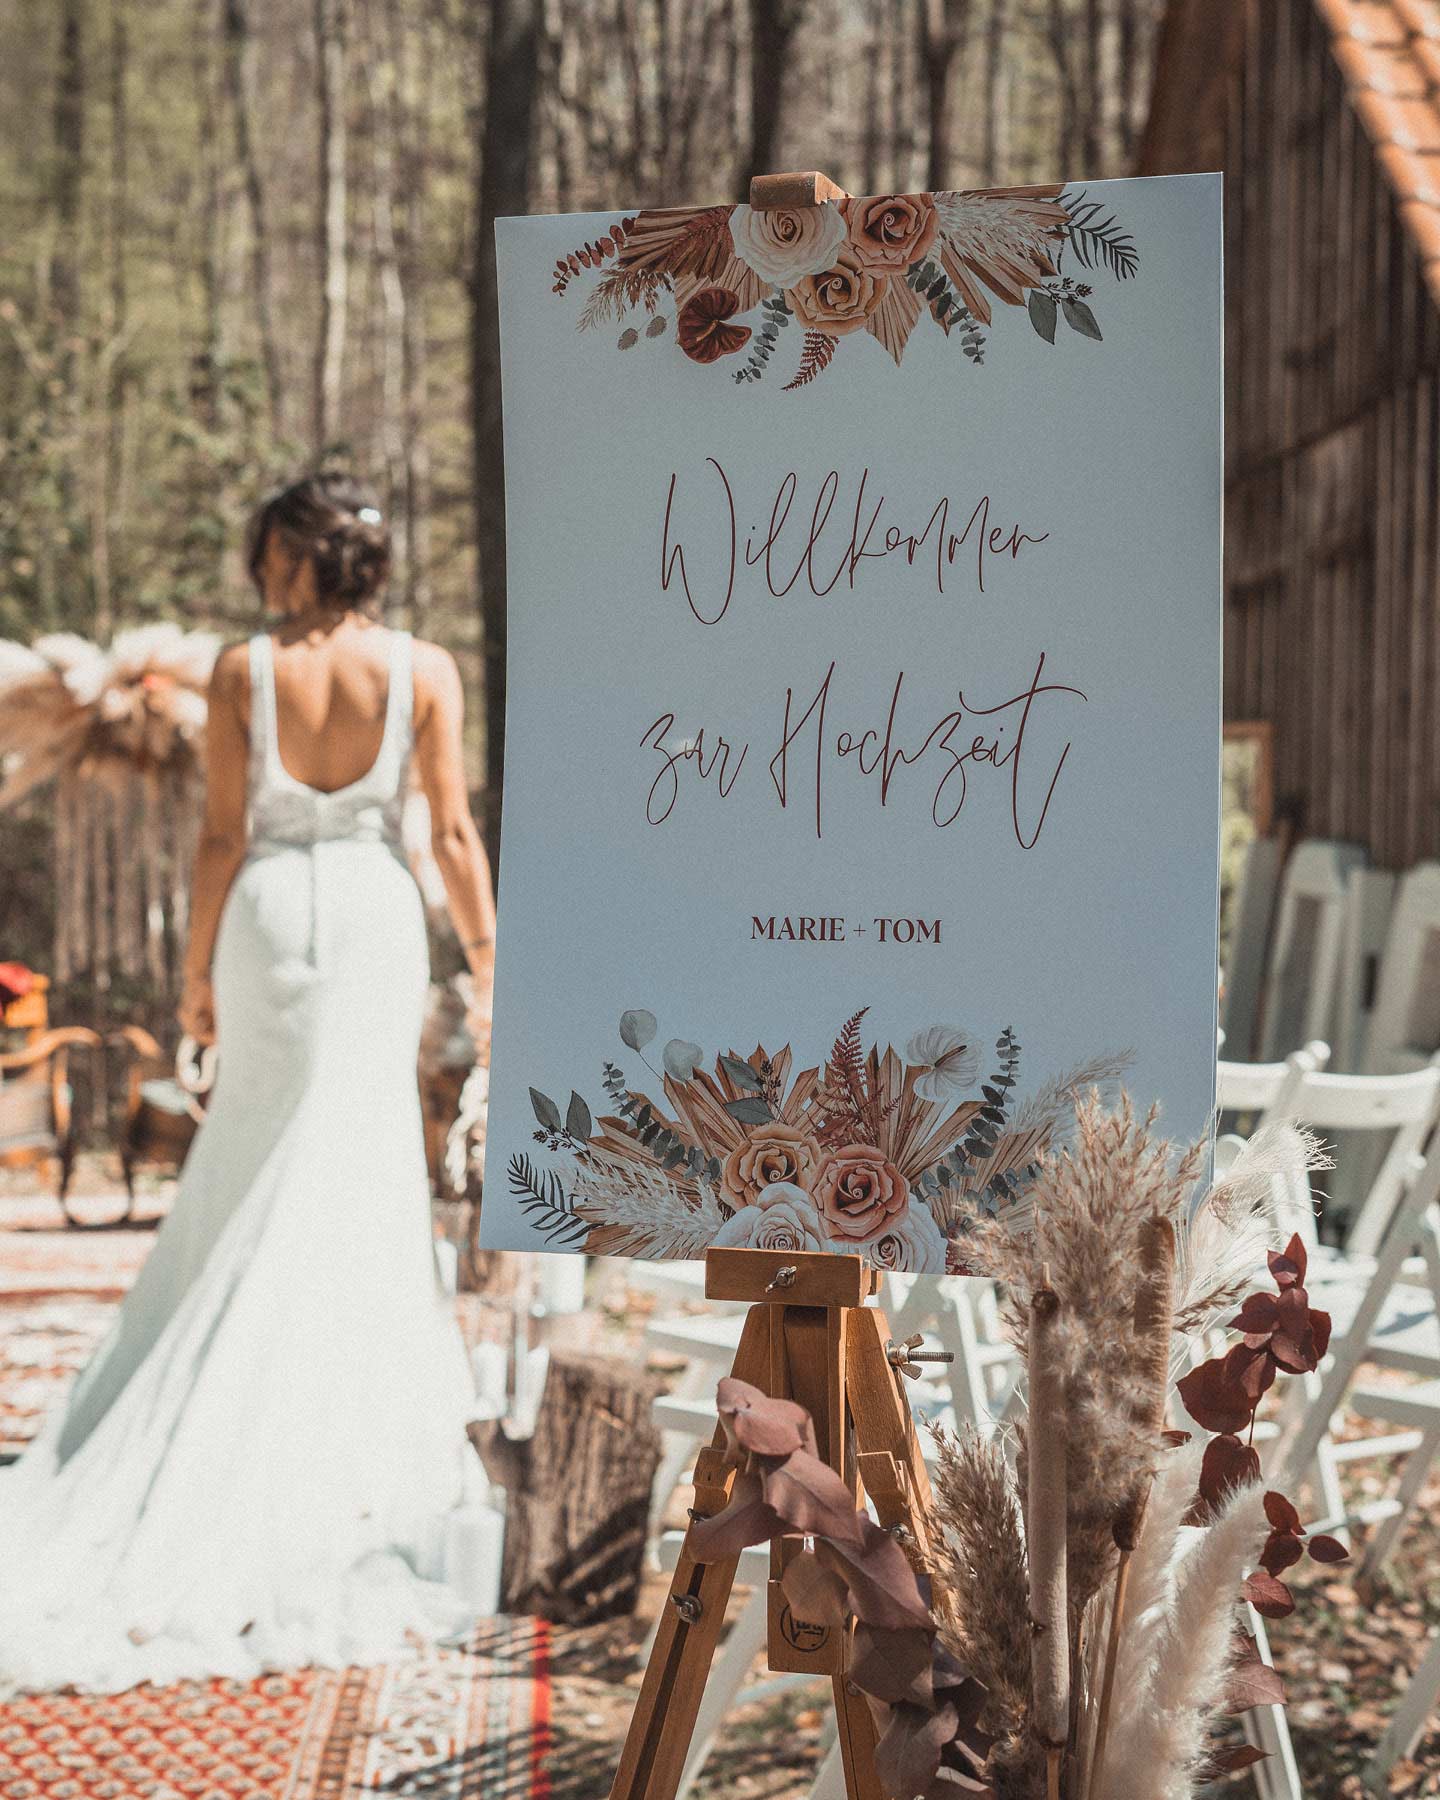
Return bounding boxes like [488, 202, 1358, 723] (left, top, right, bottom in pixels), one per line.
[178, 975, 216, 1046]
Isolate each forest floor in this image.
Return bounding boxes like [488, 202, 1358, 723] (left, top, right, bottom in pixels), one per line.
[2, 1155, 1438, 1798]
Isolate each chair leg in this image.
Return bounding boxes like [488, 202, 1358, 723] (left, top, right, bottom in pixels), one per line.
[1365, 1625, 1440, 1794]
[808, 1738, 846, 1800]
[1358, 1423, 1440, 1587]
[1243, 1606, 1303, 1800]
[674, 1580, 773, 1800]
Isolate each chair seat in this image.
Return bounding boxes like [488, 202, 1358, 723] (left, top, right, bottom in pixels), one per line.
[1347, 1378, 1440, 1429]
[1323, 1279, 1440, 1377]
[646, 1312, 747, 1360]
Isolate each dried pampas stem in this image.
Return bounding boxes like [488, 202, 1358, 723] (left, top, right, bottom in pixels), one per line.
[1028, 1266, 1070, 1790]
[1083, 1214, 1176, 1800]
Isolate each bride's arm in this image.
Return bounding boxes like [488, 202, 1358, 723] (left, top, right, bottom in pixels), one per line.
[413, 644, 498, 998]
[178, 646, 250, 1044]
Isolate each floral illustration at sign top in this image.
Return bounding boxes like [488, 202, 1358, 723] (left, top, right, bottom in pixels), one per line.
[550, 187, 1139, 391]
[509, 1007, 1130, 1267]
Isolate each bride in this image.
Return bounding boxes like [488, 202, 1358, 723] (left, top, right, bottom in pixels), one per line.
[0, 472, 499, 1695]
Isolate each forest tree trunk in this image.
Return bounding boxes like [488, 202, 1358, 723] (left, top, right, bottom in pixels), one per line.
[483, 1351, 662, 1621]
[472, 0, 541, 865]
[223, 0, 285, 441]
[314, 0, 350, 452]
[743, 0, 805, 194]
[981, 0, 1008, 184]
[920, 0, 970, 192]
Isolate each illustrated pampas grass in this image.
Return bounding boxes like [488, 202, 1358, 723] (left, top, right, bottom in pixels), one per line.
[928, 1093, 1337, 1799]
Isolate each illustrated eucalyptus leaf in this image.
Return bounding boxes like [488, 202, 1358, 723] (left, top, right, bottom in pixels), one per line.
[1063, 296, 1103, 340]
[723, 1095, 774, 1125]
[720, 1055, 765, 1092]
[619, 1008, 657, 1051]
[1027, 288, 1058, 343]
[663, 1038, 704, 1081]
[565, 1090, 592, 1140]
[529, 1088, 562, 1133]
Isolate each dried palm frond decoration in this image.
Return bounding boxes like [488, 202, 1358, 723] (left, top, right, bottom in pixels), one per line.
[0, 627, 219, 991]
[923, 1098, 1344, 1799]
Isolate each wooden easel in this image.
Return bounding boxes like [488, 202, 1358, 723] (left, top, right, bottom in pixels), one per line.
[609, 170, 945, 1800]
[608, 1244, 949, 1800]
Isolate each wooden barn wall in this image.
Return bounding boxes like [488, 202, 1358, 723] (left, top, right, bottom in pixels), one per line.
[1223, 0, 1440, 869]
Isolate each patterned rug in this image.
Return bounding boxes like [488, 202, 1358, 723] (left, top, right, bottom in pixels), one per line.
[0, 1619, 552, 1800]
[0, 1296, 115, 1457]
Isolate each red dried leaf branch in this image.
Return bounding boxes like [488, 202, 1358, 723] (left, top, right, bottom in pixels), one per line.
[691, 1378, 993, 1797]
[1176, 1233, 1349, 1620]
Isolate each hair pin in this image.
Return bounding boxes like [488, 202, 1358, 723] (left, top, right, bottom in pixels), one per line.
[357, 506, 382, 524]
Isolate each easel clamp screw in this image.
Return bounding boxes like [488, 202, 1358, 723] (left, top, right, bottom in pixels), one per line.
[671, 1593, 703, 1624]
[765, 1265, 798, 1291]
[886, 1333, 957, 1377]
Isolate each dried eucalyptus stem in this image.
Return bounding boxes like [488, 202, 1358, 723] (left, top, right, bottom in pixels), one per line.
[1084, 1213, 1177, 1800]
[1027, 1266, 1070, 1798]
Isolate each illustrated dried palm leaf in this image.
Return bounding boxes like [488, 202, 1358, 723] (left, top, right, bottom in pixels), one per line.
[665, 1044, 819, 1157]
[865, 274, 924, 365]
[673, 255, 767, 318]
[615, 205, 737, 280]
[930, 190, 1068, 324]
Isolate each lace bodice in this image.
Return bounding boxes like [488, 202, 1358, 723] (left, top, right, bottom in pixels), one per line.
[247, 629, 414, 854]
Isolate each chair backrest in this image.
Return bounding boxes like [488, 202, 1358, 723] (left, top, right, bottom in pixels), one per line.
[1221, 835, 1284, 1062]
[1264, 1057, 1440, 1256]
[1258, 840, 1368, 1061]
[1217, 1040, 1330, 1120]
[1364, 861, 1440, 1077]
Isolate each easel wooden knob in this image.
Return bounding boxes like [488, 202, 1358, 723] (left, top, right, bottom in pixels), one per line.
[748, 170, 849, 209]
[607, 1245, 939, 1800]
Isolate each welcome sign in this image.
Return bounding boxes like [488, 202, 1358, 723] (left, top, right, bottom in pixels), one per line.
[482, 175, 1221, 1271]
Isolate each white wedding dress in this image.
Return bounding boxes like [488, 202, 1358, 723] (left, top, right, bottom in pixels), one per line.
[0, 629, 483, 1695]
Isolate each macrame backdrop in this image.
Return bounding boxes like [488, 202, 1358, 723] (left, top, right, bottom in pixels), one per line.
[0, 627, 218, 996]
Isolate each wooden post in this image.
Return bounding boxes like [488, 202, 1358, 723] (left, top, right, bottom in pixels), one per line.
[748, 169, 849, 209]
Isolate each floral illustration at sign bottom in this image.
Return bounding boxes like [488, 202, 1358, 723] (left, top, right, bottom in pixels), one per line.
[509, 1007, 1130, 1268]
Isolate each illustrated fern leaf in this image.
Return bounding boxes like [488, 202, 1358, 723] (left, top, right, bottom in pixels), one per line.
[552, 218, 636, 296]
[507, 1152, 589, 1247]
[783, 330, 838, 391]
[1061, 189, 1139, 280]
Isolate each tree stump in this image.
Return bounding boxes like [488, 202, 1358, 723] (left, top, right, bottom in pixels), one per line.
[484, 1350, 663, 1622]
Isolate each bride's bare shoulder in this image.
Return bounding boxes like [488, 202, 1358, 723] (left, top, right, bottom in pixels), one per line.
[410, 637, 465, 721]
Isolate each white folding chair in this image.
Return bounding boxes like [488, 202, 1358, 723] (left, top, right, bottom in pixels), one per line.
[1258, 840, 1368, 1062]
[1366, 1623, 1440, 1793]
[1216, 1039, 1330, 1123]
[1362, 860, 1440, 1078]
[1222, 834, 1285, 1063]
[1333, 869, 1397, 1074]
[1276, 1141, 1440, 1504]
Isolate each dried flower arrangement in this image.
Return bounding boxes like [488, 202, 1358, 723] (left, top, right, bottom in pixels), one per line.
[920, 1098, 1348, 1799]
[549, 188, 1139, 390]
[512, 1006, 1128, 1266]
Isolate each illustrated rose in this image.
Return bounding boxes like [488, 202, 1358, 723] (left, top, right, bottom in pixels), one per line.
[713, 1182, 830, 1255]
[721, 1122, 823, 1210]
[867, 1202, 948, 1274]
[786, 247, 887, 337]
[812, 1144, 910, 1242]
[728, 202, 849, 288]
[676, 287, 752, 363]
[841, 193, 939, 271]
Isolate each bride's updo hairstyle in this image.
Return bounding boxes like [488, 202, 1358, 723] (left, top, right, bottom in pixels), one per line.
[246, 471, 391, 611]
